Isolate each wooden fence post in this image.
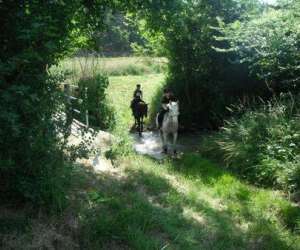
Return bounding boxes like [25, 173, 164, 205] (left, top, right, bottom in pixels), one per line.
[85, 87, 89, 127]
[64, 84, 73, 133]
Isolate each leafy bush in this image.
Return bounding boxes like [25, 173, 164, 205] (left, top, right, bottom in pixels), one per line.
[78, 74, 115, 129]
[0, 0, 109, 210]
[147, 0, 265, 129]
[142, 0, 299, 129]
[0, 71, 74, 211]
[201, 94, 300, 193]
[216, 1, 300, 93]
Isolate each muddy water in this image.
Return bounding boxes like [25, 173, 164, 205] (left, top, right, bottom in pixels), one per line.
[132, 131, 201, 160]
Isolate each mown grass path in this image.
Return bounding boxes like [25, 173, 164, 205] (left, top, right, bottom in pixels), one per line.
[76, 73, 300, 249]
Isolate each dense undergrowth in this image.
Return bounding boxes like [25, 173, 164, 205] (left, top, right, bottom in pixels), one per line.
[201, 94, 300, 195]
[77, 74, 115, 129]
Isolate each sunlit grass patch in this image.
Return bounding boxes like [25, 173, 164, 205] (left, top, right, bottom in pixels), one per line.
[53, 56, 167, 81]
[77, 153, 300, 249]
[107, 73, 165, 128]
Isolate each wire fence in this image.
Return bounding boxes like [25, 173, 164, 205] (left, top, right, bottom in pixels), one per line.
[64, 84, 89, 135]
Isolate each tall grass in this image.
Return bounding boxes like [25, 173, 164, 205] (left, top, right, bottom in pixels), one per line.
[54, 56, 167, 82]
[200, 94, 300, 195]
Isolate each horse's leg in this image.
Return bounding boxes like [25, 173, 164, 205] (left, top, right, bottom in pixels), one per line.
[138, 117, 142, 137]
[173, 131, 178, 154]
[163, 131, 168, 153]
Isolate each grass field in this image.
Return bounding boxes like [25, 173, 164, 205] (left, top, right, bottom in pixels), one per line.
[53, 56, 167, 83]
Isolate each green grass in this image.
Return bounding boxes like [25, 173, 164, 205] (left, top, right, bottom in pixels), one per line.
[76, 65, 300, 249]
[52, 56, 167, 83]
[2, 58, 300, 249]
[107, 73, 166, 129]
[77, 154, 300, 249]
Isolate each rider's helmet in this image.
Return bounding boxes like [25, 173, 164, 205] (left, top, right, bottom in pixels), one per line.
[163, 88, 171, 94]
[163, 88, 173, 99]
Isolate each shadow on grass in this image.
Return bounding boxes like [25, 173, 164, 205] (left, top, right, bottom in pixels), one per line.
[170, 153, 300, 231]
[75, 157, 298, 250]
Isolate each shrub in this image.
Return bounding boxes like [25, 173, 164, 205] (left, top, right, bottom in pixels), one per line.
[216, 2, 300, 93]
[0, 72, 74, 211]
[78, 74, 115, 130]
[0, 0, 110, 211]
[201, 94, 300, 193]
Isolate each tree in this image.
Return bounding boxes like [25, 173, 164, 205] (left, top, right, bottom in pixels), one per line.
[215, 0, 300, 93]
[0, 0, 181, 208]
[152, 0, 264, 128]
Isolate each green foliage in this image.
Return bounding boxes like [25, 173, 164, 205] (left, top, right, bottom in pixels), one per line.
[94, 11, 145, 56]
[0, 0, 108, 209]
[0, 0, 173, 209]
[78, 74, 115, 129]
[131, 18, 167, 56]
[136, 0, 299, 130]
[215, 0, 300, 93]
[201, 94, 300, 193]
[148, 0, 266, 129]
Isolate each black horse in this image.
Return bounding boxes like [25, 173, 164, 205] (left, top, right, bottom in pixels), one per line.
[131, 101, 148, 136]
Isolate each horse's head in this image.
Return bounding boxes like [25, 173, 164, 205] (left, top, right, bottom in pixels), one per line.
[168, 101, 179, 117]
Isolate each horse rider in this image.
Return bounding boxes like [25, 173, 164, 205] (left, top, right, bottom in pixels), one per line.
[130, 84, 145, 116]
[157, 88, 176, 129]
[133, 84, 143, 99]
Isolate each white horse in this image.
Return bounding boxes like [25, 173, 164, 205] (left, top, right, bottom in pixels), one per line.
[156, 101, 179, 154]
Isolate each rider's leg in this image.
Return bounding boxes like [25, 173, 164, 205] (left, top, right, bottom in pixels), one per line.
[158, 110, 166, 129]
[157, 112, 163, 129]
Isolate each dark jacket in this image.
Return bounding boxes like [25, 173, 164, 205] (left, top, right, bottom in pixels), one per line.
[133, 89, 143, 98]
